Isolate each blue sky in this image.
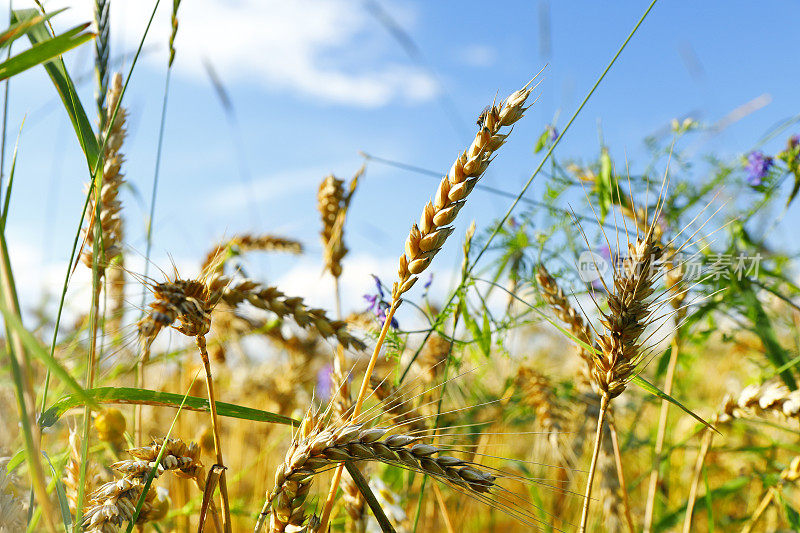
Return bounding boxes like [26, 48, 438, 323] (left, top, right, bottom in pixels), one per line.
[2, 0, 799, 320]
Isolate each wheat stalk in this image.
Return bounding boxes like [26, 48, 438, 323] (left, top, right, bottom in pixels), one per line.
[138, 273, 232, 530]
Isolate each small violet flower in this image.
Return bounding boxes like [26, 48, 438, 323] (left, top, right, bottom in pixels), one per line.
[364, 275, 398, 330]
[745, 151, 773, 186]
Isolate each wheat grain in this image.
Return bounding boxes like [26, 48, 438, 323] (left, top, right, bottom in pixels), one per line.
[210, 275, 365, 351]
[317, 165, 364, 279]
[82, 438, 206, 532]
[202, 234, 303, 273]
[392, 86, 533, 300]
[82, 72, 127, 273]
[259, 410, 502, 533]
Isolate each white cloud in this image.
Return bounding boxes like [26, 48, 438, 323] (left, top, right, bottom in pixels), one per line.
[458, 44, 496, 68]
[21, 0, 439, 107]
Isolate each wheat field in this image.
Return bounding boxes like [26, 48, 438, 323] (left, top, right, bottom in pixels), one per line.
[1, 2, 800, 532]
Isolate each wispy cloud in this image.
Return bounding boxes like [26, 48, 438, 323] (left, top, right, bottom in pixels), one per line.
[458, 44, 497, 68]
[32, 0, 439, 107]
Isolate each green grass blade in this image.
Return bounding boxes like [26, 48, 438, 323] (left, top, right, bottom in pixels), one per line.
[0, 22, 93, 81]
[345, 461, 397, 533]
[39, 387, 298, 428]
[0, 8, 64, 49]
[1, 116, 23, 230]
[11, 8, 98, 169]
[0, 297, 89, 404]
[41, 451, 72, 532]
[630, 375, 717, 433]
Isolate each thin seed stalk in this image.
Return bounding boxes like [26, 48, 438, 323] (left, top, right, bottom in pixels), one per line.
[197, 334, 232, 533]
[741, 489, 775, 533]
[608, 419, 635, 533]
[579, 394, 610, 533]
[643, 333, 681, 533]
[313, 300, 398, 533]
[317, 275, 346, 532]
[682, 429, 714, 533]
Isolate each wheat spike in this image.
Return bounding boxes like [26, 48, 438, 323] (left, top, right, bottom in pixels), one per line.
[82, 438, 207, 532]
[0, 458, 26, 532]
[515, 365, 565, 451]
[202, 234, 303, 273]
[717, 381, 800, 423]
[392, 86, 533, 300]
[260, 410, 502, 533]
[593, 227, 663, 399]
[210, 274, 365, 351]
[82, 72, 127, 273]
[369, 376, 428, 434]
[317, 165, 364, 278]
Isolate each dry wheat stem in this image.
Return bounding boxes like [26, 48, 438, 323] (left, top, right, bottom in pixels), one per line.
[197, 334, 232, 533]
[578, 393, 609, 533]
[643, 332, 681, 533]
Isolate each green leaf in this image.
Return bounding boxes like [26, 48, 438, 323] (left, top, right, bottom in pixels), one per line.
[479, 312, 492, 357]
[40, 387, 298, 428]
[0, 295, 90, 406]
[630, 375, 717, 433]
[0, 23, 93, 82]
[736, 277, 796, 389]
[533, 129, 549, 153]
[345, 462, 397, 533]
[0, 9, 64, 50]
[12, 9, 99, 169]
[41, 451, 72, 532]
[779, 490, 800, 529]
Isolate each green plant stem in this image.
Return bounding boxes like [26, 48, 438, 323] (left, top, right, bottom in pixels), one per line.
[579, 394, 610, 533]
[0, 225, 56, 532]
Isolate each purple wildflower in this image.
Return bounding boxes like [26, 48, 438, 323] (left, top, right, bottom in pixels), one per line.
[745, 151, 773, 186]
[371, 274, 385, 299]
[364, 276, 399, 329]
[547, 124, 558, 142]
[378, 302, 399, 330]
[317, 364, 334, 399]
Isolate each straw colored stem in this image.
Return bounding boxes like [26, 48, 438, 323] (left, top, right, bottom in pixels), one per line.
[579, 394, 609, 533]
[682, 428, 714, 533]
[352, 300, 400, 418]
[197, 335, 232, 533]
[608, 418, 635, 533]
[741, 489, 775, 533]
[643, 334, 681, 533]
